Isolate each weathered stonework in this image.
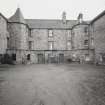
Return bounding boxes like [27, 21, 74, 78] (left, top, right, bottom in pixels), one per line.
[0, 14, 9, 54]
[91, 13, 105, 64]
[31, 29, 48, 50]
[1, 7, 105, 64]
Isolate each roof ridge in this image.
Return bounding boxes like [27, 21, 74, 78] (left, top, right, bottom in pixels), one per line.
[25, 19, 77, 21]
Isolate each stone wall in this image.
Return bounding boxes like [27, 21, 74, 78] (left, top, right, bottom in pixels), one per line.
[31, 29, 48, 50]
[0, 15, 9, 54]
[72, 24, 89, 50]
[8, 23, 29, 50]
[7, 23, 29, 63]
[53, 30, 67, 50]
[91, 14, 105, 64]
[31, 29, 72, 50]
[71, 24, 94, 62]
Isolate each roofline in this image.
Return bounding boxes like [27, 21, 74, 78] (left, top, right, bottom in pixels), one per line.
[90, 10, 105, 24]
[30, 28, 72, 30]
[8, 22, 30, 29]
[25, 19, 77, 21]
[0, 13, 8, 22]
[71, 22, 89, 29]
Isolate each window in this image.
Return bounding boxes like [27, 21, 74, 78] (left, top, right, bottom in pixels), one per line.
[29, 41, 32, 50]
[28, 29, 32, 37]
[84, 39, 88, 46]
[85, 54, 90, 61]
[7, 37, 9, 48]
[67, 41, 71, 50]
[91, 38, 94, 46]
[84, 27, 88, 33]
[0, 54, 3, 62]
[72, 31, 75, 37]
[27, 54, 30, 60]
[48, 41, 54, 50]
[67, 30, 71, 38]
[67, 41, 71, 46]
[48, 30, 53, 37]
[12, 54, 16, 61]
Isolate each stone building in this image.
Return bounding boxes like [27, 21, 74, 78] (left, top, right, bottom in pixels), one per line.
[0, 13, 9, 63]
[0, 8, 105, 64]
[90, 10, 105, 64]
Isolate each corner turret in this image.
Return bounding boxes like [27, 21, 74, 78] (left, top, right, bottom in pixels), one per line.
[8, 8, 26, 24]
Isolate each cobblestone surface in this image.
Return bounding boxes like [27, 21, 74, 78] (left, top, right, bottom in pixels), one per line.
[0, 64, 105, 105]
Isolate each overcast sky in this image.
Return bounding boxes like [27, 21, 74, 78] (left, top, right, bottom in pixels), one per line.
[0, 0, 105, 20]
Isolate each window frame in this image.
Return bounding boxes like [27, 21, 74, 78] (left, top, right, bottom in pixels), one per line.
[29, 41, 32, 50]
[48, 41, 54, 50]
[48, 29, 53, 37]
[84, 39, 89, 46]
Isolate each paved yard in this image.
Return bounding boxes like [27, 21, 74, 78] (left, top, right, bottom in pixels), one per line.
[0, 64, 105, 105]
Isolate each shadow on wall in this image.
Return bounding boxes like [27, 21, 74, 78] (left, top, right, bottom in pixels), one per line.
[0, 54, 14, 64]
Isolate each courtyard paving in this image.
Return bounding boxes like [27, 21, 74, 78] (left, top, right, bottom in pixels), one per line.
[0, 64, 105, 105]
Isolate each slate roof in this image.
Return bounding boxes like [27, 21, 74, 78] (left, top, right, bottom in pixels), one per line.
[91, 10, 105, 24]
[0, 13, 8, 21]
[8, 8, 90, 29]
[8, 8, 26, 24]
[25, 19, 78, 29]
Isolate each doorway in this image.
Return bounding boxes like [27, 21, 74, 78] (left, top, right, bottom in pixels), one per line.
[59, 54, 64, 63]
[37, 54, 44, 64]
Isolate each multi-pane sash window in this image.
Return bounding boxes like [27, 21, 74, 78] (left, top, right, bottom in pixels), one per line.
[67, 41, 71, 50]
[48, 30, 53, 37]
[29, 41, 32, 50]
[48, 41, 54, 50]
[67, 30, 71, 38]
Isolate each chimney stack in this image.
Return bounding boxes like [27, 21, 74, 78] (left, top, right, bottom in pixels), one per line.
[62, 11, 66, 24]
[77, 13, 83, 23]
